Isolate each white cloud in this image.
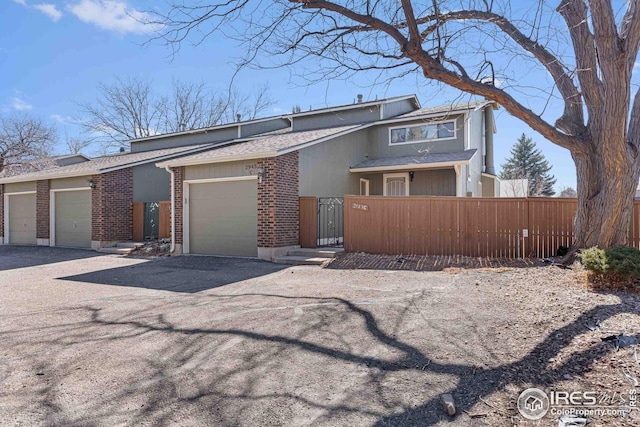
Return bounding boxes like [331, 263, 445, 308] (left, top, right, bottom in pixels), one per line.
[12, 97, 33, 111]
[68, 0, 157, 35]
[32, 4, 63, 21]
[51, 114, 84, 125]
[12, 0, 27, 4]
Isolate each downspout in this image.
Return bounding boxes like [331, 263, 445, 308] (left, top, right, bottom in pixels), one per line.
[164, 166, 176, 254]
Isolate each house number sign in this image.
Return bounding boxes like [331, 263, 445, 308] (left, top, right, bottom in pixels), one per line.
[352, 203, 369, 211]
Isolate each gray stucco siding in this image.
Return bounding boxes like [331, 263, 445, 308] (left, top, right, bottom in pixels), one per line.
[50, 176, 93, 190]
[298, 129, 369, 197]
[382, 99, 416, 119]
[366, 114, 465, 158]
[184, 160, 258, 181]
[240, 119, 290, 138]
[293, 107, 380, 132]
[357, 169, 455, 196]
[131, 128, 239, 153]
[133, 163, 170, 202]
[5, 182, 36, 193]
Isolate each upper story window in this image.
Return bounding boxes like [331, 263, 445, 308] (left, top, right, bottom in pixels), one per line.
[389, 119, 456, 145]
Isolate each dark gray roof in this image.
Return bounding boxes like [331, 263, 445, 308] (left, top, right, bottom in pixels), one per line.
[351, 149, 477, 170]
[0, 144, 214, 184]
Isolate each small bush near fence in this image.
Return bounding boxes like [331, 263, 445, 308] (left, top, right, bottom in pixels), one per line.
[580, 246, 640, 289]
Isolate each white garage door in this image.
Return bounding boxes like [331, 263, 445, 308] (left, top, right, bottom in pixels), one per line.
[54, 190, 91, 248]
[188, 179, 257, 257]
[7, 193, 36, 245]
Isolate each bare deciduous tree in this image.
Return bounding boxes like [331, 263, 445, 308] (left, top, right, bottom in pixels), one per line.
[79, 77, 274, 150]
[152, 0, 640, 252]
[0, 114, 56, 176]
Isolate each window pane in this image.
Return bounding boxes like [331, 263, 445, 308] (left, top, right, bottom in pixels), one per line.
[408, 126, 422, 141]
[391, 128, 406, 143]
[438, 122, 455, 138]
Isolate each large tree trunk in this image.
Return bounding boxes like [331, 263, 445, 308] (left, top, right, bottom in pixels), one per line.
[572, 145, 640, 249]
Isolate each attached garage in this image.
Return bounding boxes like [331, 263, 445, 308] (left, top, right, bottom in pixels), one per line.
[185, 177, 258, 257]
[52, 189, 91, 248]
[4, 192, 36, 245]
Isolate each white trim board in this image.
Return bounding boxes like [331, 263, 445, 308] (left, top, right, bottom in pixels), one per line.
[49, 187, 92, 247]
[3, 191, 37, 245]
[388, 118, 457, 147]
[359, 178, 370, 196]
[383, 172, 410, 196]
[182, 175, 258, 254]
[350, 160, 470, 173]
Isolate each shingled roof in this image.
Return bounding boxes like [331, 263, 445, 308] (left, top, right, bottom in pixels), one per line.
[0, 144, 214, 184]
[350, 149, 477, 172]
[157, 125, 365, 167]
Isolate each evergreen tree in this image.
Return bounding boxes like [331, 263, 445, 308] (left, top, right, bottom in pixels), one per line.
[500, 133, 557, 196]
[559, 187, 577, 198]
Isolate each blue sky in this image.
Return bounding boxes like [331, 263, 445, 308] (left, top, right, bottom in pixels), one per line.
[1, 0, 578, 191]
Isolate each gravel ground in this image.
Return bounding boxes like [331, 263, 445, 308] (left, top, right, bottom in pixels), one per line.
[0, 246, 639, 426]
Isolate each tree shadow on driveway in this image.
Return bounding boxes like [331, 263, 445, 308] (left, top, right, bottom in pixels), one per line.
[0, 246, 103, 271]
[4, 284, 639, 426]
[57, 256, 288, 293]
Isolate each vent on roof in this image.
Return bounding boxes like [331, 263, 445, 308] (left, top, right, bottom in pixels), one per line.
[179, 123, 186, 132]
[236, 114, 241, 122]
[357, 94, 363, 103]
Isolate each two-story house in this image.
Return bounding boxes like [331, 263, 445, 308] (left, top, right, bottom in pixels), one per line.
[155, 95, 498, 260]
[0, 94, 498, 260]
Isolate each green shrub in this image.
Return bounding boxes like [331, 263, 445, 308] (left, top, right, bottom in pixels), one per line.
[580, 245, 640, 279]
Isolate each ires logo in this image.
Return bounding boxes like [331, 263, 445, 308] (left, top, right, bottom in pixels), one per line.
[550, 391, 597, 406]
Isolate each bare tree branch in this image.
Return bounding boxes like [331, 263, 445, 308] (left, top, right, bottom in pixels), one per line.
[0, 114, 56, 175]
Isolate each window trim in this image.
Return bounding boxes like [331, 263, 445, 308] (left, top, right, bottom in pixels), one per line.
[383, 172, 410, 196]
[359, 178, 370, 196]
[388, 119, 457, 146]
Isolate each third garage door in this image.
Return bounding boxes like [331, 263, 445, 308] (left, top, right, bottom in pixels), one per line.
[7, 193, 36, 245]
[54, 190, 91, 248]
[188, 179, 257, 257]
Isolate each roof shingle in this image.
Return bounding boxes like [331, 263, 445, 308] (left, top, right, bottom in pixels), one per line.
[351, 149, 477, 170]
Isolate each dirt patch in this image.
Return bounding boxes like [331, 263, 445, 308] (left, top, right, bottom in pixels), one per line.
[328, 252, 541, 271]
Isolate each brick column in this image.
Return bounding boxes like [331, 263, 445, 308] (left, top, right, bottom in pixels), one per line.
[0, 184, 4, 244]
[172, 167, 184, 246]
[36, 180, 50, 245]
[256, 151, 299, 259]
[91, 168, 133, 246]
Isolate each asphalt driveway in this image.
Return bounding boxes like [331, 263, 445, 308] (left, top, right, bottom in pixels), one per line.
[0, 246, 638, 426]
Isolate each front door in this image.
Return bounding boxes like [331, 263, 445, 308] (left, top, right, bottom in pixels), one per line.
[383, 173, 409, 196]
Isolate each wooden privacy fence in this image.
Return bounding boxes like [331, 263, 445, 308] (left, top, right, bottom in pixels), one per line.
[132, 201, 171, 241]
[344, 196, 640, 258]
[299, 197, 318, 248]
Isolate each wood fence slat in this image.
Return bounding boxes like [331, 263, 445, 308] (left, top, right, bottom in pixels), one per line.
[132, 202, 144, 242]
[159, 201, 171, 239]
[299, 197, 318, 248]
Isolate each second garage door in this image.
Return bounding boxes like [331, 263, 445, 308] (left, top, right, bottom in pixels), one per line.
[7, 193, 36, 245]
[54, 190, 91, 248]
[188, 179, 257, 257]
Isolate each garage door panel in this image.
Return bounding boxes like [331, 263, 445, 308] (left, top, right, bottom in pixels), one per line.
[8, 193, 36, 245]
[55, 190, 91, 248]
[189, 180, 257, 257]
[189, 203, 255, 219]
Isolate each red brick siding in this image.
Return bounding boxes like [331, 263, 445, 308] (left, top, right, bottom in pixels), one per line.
[0, 184, 3, 239]
[36, 180, 50, 239]
[257, 151, 299, 247]
[172, 167, 184, 245]
[91, 168, 133, 242]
